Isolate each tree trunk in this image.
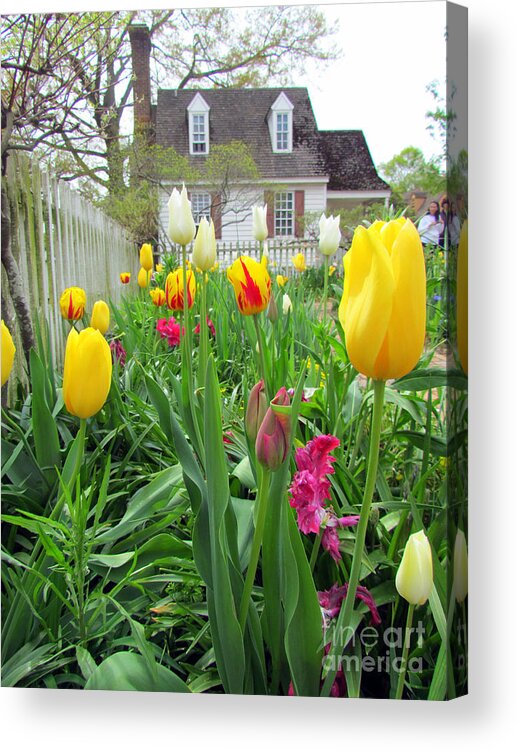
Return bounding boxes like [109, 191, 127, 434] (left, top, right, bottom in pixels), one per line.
[1, 182, 35, 367]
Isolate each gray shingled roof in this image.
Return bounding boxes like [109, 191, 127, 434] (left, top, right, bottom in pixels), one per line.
[155, 86, 388, 191]
[319, 130, 390, 192]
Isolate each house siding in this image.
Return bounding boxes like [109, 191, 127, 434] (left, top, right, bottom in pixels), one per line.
[158, 182, 327, 252]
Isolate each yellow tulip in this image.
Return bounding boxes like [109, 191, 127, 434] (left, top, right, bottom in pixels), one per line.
[63, 327, 112, 419]
[165, 268, 196, 311]
[276, 274, 288, 287]
[456, 220, 468, 374]
[155, 264, 164, 273]
[137, 267, 151, 289]
[329, 265, 336, 276]
[1, 320, 16, 386]
[292, 252, 306, 272]
[150, 287, 166, 307]
[395, 530, 433, 606]
[227, 255, 271, 316]
[120, 272, 131, 284]
[90, 300, 110, 335]
[59, 286, 87, 321]
[139, 243, 153, 271]
[453, 529, 468, 604]
[338, 218, 426, 380]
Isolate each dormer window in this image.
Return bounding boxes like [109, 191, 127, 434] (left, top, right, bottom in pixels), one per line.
[276, 113, 289, 151]
[187, 93, 210, 156]
[192, 114, 207, 153]
[268, 92, 294, 153]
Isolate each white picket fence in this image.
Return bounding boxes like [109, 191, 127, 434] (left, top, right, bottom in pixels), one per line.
[175, 238, 345, 275]
[3, 153, 138, 377]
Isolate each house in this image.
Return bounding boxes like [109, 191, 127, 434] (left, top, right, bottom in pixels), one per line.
[129, 25, 390, 251]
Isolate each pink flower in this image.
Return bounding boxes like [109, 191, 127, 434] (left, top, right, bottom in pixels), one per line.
[194, 317, 216, 337]
[288, 435, 358, 562]
[318, 582, 381, 627]
[109, 339, 126, 368]
[156, 317, 183, 347]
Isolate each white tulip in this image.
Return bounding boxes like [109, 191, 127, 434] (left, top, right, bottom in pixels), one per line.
[282, 293, 293, 315]
[168, 184, 196, 246]
[252, 204, 268, 242]
[318, 213, 341, 257]
[192, 217, 217, 272]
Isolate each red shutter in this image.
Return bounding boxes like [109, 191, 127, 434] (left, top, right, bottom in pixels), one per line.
[264, 191, 275, 237]
[211, 193, 222, 239]
[294, 190, 305, 238]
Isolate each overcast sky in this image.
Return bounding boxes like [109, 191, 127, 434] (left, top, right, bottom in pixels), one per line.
[296, 1, 447, 166]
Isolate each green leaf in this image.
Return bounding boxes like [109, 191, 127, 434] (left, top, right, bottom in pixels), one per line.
[392, 368, 467, 392]
[84, 652, 190, 692]
[30, 349, 61, 483]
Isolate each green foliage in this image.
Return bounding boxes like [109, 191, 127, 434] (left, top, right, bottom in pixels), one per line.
[2, 238, 467, 697]
[379, 146, 446, 209]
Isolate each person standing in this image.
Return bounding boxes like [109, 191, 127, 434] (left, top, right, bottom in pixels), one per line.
[418, 201, 444, 246]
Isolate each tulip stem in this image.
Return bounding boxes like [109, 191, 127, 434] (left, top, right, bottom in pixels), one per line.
[198, 271, 209, 388]
[253, 314, 269, 401]
[321, 378, 386, 696]
[239, 464, 270, 631]
[309, 527, 323, 572]
[181, 244, 194, 398]
[395, 603, 415, 699]
[322, 255, 329, 328]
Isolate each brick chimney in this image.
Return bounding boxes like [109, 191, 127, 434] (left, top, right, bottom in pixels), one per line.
[129, 24, 152, 135]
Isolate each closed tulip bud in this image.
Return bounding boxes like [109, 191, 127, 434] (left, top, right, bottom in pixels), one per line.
[255, 387, 291, 471]
[139, 243, 154, 271]
[338, 218, 426, 380]
[292, 252, 306, 272]
[1, 320, 16, 387]
[149, 288, 166, 307]
[120, 272, 131, 284]
[192, 217, 217, 272]
[395, 530, 433, 606]
[456, 220, 468, 374]
[165, 268, 196, 311]
[137, 267, 151, 288]
[453, 529, 468, 603]
[252, 204, 268, 242]
[168, 184, 196, 246]
[245, 380, 267, 443]
[282, 293, 293, 315]
[276, 274, 288, 288]
[91, 300, 110, 334]
[63, 327, 112, 419]
[267, 293, 278, 322]
[319, 213, 341, 256]
[60, 286, 87, 321]
[227, 255, 271, 316]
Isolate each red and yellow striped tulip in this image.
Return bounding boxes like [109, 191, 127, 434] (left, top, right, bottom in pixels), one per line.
[120, 272, 131, 284]
[227, 255, 271, 316]
[165, 268, 196, 311]
[338, 218, 426, 380]
[150, 287, 166, 307]
[59, 287, 87, 321]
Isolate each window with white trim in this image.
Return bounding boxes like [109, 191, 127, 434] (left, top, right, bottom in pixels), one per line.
[192, 114, 207, 153]
[274, 192, 294, 236]
[191, 192, 211, 225]
[276, 113, 289, 151]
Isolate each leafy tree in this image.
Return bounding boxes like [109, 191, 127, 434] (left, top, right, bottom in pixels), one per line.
[378, 146, 445, 206]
